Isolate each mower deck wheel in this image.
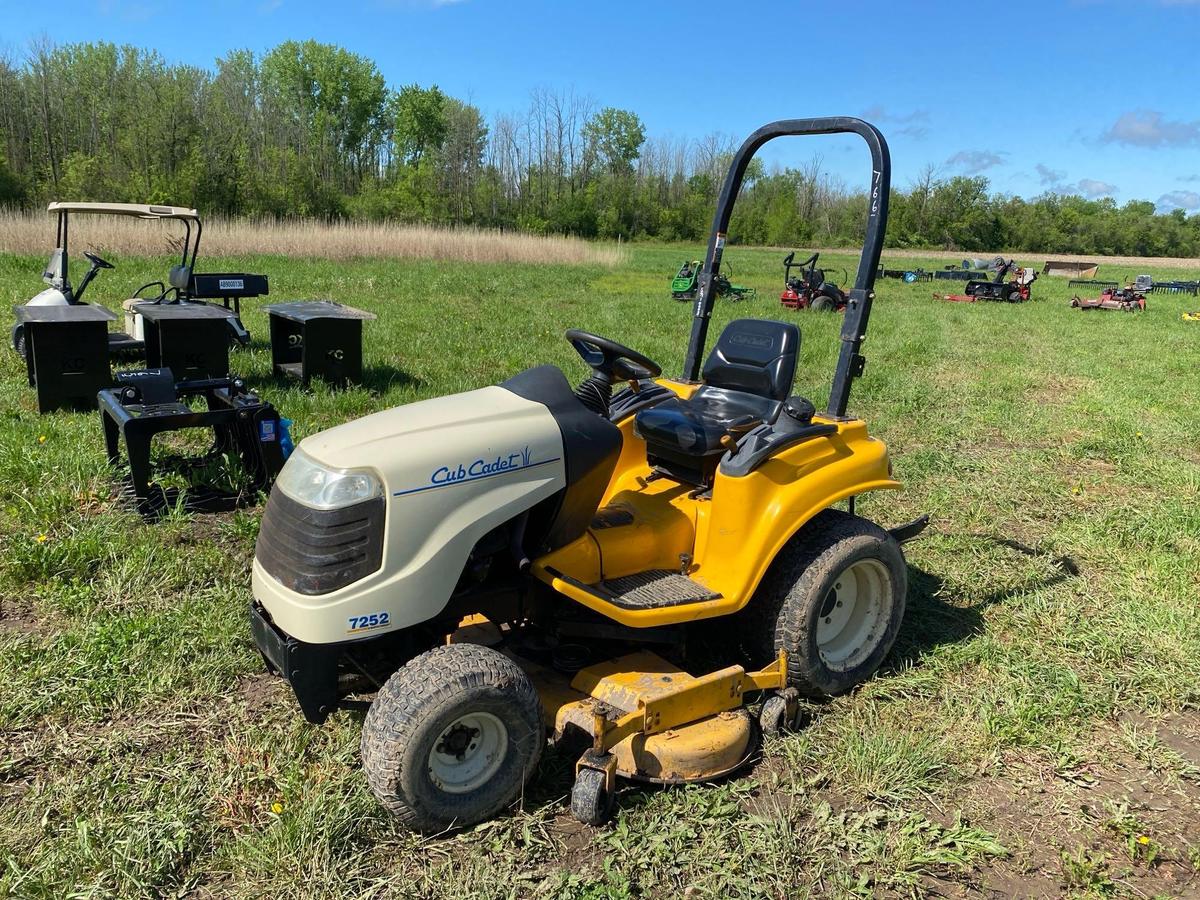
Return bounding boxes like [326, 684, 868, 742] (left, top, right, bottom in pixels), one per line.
[746, 509, 907, 697]
[759, 694, 790, 736]
[360, 643, 544, 833]
[571, 768, 614, 826]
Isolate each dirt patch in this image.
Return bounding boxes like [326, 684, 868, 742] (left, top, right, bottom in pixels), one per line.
[0, 595, 53, 638]
[939, 720, 1200, 898]
[1121, 709, 1200, 771]
[1029, 375, 1096, 410]
[235, 671, 289, 718]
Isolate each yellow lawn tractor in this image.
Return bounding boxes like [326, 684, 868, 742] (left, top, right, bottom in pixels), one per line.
[249, 117, 927, 831]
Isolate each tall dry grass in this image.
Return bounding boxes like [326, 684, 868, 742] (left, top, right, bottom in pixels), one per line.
[0, 208, 626, 266]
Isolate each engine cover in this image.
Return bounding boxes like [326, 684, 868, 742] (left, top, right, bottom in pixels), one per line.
[253, 384, 567, 644]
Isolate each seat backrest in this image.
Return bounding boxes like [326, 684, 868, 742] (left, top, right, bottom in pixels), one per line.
[42, 248, 66, 289]
[169, 265, 192, 291]
[700, 319, 799, 401]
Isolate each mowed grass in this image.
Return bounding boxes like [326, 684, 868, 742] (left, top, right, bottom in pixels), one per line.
[0, 242, 1198, 898]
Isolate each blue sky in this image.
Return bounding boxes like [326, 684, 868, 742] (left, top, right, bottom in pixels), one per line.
[3, 0, 1199, 211]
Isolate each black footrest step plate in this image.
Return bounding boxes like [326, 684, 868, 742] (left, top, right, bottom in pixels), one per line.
[598, 569, 720, 610]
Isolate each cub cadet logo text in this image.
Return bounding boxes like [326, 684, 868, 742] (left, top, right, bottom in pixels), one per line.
[730, 333, 773, 349]
[393, 446, 558, 497]
[432, 446, 532, 485]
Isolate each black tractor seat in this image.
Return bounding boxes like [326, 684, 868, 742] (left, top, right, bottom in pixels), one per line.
[635, 318, 801, 484]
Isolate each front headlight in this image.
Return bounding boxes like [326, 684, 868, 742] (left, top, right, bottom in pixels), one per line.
[275, 449, 383, 510]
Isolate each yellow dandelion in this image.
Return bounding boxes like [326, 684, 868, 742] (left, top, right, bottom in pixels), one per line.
[37, 435, 46, 444]
[35, 534, 47, 543]
[271, 802, 284, 814]
[1136, 431, 1143, 438]
[1137, 835, 1150, 845]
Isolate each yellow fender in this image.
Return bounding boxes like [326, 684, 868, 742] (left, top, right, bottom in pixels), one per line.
[532, 404, 899, 628]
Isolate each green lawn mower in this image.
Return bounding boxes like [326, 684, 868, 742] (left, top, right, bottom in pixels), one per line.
[671, 259, 756, 302]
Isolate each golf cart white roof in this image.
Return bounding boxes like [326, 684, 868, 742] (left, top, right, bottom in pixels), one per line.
[47, 201, 199, 221]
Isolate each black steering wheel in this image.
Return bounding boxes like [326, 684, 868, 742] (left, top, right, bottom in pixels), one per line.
[83, 251, 115, 270]
[565, 329, 662, 384]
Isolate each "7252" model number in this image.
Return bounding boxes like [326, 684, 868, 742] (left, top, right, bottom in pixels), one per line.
[346, 612, 390, 633]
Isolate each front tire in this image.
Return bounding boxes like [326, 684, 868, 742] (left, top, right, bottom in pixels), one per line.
[361, 643, 545, 833]
[747, 509, 907, 697]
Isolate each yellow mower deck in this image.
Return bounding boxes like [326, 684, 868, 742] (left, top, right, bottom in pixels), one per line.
[450, 617, 787, 784]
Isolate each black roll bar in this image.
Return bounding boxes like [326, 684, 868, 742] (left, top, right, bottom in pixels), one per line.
[681, 117, 891, 418]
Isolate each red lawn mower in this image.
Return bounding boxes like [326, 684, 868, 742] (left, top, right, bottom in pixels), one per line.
[936, 259, 1037, 303]
[1071, 285, 1146, 312]
[779, 250, 846, 312]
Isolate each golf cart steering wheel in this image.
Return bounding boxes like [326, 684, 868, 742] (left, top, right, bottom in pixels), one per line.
[565, 330, 662, 384]
[83, 251, 115, 270]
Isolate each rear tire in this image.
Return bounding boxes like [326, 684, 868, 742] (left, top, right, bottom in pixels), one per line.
[745, 509, 907, 697]
[812, 294, 838, 312]
[361, 643, 545, 833]
[11, 323, 25, 358]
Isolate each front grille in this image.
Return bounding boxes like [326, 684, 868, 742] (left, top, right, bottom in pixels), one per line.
[256, 489, 384, 595]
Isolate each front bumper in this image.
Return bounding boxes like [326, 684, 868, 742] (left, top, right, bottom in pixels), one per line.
[250, 601, 344, 724]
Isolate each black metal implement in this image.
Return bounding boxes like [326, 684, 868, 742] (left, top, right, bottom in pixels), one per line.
[98, 368, 287, 516]
[933, 270, 988, 281]
[681, 117, 890, 419]
[1150, 280, 1199, 296]
[15, 304, 114, 413]
[263, 300, 377, 387]
[186, 272, 269, 344]
[135, 302, 237, 380]
[1069, 279, 1119, 290]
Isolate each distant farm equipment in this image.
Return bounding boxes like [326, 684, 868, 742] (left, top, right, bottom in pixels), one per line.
[936, 260, 1037, 303]
[671, 259, 756, 302]
[779, 251, 847, 311]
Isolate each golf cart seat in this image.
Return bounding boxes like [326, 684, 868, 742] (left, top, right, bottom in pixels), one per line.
[634, 319, 799, 483]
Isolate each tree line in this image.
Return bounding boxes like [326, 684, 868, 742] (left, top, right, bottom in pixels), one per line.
[2, 40, 1198, 257]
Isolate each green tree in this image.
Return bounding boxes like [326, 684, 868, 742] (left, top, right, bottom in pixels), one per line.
[582, 107, 645, 177]
[393, 84, 448, 167]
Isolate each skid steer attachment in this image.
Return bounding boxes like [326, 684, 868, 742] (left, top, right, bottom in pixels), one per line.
[99, 368, 290, 516]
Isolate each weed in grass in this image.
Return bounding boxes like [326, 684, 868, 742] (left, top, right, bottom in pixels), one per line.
[1103, 802, 1162, 867]
[1060, 846, 1117, 896]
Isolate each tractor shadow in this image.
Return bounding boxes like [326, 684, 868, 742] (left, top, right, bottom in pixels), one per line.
[885, 534, 1080, 674]
[240, 362, 418, 396]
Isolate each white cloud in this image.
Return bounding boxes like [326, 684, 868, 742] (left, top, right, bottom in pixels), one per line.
[1157, 190, 1200, 211]
[1036, 163, 1066, 186]
[1076, 178, 1118, 198]
[945, 150, 1007, 174]
[1103, 109, 1200, 148]
[860, 105, 930, 139]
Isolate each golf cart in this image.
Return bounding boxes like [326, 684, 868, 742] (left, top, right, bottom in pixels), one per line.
[937, 259, 1037, 303]
[779, 250, 846, 311]
[671, 258, 756, 302]
[11, 202, 265, 357]
[250, 117, 926, 831]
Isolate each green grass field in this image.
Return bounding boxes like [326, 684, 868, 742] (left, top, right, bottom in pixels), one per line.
[1, 244, 1198, 899]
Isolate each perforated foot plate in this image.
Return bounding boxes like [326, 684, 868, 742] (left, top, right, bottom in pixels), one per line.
[598, 570, 720, 610]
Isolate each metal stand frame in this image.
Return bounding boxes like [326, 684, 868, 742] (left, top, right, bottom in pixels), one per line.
[98, 368, 287, 516]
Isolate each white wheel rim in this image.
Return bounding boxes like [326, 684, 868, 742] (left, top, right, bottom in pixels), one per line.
[816, 558, 893, 672]
[427, 712, 508, 794]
